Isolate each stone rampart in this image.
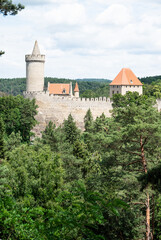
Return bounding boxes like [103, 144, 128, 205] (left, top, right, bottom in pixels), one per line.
[24, 92, 161, 137]
[24, 91, 113, 136]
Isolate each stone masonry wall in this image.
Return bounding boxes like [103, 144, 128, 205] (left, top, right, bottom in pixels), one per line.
[24, 92, 113, 136]
[24, 92, 161, 137]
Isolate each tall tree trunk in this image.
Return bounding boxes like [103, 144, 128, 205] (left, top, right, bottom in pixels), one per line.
[140, 136, 152, 240]
[146, 192, 151, 240]
[151, 192, 155, 240]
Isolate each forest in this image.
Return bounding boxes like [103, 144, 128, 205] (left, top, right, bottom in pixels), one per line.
[1, 75, 161, 99]
[0, 92, 161, 239]
[0, 77, 111, 98]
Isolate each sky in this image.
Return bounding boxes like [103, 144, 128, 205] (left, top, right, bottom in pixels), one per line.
[1, 0, 161, 79]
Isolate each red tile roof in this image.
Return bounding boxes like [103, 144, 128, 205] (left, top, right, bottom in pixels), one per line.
[110, 68, 143, 86]
[48, 83, 70, 95]
[74, 82, 79, 92]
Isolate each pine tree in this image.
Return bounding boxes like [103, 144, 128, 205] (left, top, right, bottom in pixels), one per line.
[0, 117, 5, 159]
[42, 121, 59, 151]
[111, 92, 161, 240]
[63, 114, 80, 144]
[84, 108, 93, 132]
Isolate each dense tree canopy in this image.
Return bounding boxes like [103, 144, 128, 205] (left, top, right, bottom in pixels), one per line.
[0, 95, 37, 141]
[0, 92, 161, 239]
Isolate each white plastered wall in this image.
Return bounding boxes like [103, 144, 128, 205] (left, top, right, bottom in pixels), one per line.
[110, 85, 143, 97]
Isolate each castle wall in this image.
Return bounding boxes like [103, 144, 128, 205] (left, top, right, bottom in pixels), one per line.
[24, 92, 112, 135]
[24, 92, 161, 137]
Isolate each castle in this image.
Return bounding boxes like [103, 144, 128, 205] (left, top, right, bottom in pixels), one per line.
[24, 41, 161, 135]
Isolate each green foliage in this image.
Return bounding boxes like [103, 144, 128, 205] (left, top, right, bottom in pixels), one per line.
[1, 91, 161, 239]
[0, 117, 5, 159]
[0, 50, 5, 56]
[140, 75, 161, 85]
[0, 95, 37, 141]
[0, 0, 24, 16]
[0, 78, 26, 95]
[80, 85, 110, 98]
[140, 162, 161, 192]
[154, 195, 161, 239]
[63, 114, 80, 144]
[6, 144, 64, 205]
[4, 131, 22, 154]
[84, 108, 93, 132]
[42, 121, 59, 151]
[140, 76, 161, 98]
[0, 77, 110, 97]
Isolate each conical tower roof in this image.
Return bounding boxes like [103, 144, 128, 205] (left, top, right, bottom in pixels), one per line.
[74, 82, 79, 92]
[32, 40, 41, 55]
[110, 68, 143, 86]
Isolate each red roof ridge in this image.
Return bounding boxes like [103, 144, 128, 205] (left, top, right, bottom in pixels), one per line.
[110, 68, 143, 86]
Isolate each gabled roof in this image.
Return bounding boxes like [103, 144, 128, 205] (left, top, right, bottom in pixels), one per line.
[48, 83, 70, 95]
[32, 40, 41, 55]
[74, 82, 79, 92]
[110, 68, 143, 86]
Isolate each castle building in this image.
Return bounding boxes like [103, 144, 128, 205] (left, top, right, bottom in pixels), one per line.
[25, 41, 45, 92]
[48, 82, 79, 97]
[24, 41, 154, 136]
[110, 68, 143, 98]
[25, 41, 79, 98]
[48, 82, 73, 96]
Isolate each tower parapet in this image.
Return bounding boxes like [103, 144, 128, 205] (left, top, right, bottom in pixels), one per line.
[25, 41, 45, 92]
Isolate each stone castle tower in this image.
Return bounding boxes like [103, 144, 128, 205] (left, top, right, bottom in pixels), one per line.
[25, 41, 45, 92]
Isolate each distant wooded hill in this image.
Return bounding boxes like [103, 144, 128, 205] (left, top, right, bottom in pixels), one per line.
[139, 76, 161, 98]
[0, 75, 161, 98]
[140, 75, 161, 84]
[0, 77, 111, 98]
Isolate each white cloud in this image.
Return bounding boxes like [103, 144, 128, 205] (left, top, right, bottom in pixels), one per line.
[43, 3, 86, 25]
[96, 4, 131, 25]
[1, 0, 161, 79]
[14, 0, 78, 6]
[19, 3, 86, 27]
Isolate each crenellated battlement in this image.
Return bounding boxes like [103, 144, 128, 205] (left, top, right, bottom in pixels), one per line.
[25, 54, 45, 62]
[23, 91, 111, 103]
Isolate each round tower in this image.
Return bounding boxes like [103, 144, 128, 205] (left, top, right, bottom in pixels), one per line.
[25, 41, 45, 92]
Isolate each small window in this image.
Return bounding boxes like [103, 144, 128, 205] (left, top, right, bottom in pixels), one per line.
[117, 86, 119, 88]
[126, 86, 127, 88]
[117, 91, 119, 93]
[137, 86, 139, 88]
[113, 86, 115, 88]
[130, 86, 131, 88]
[134, 86, 135, 88]
[62, 88, 66, 94]
[112, 91, 114, 94]
[130, 80, 133, 83]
